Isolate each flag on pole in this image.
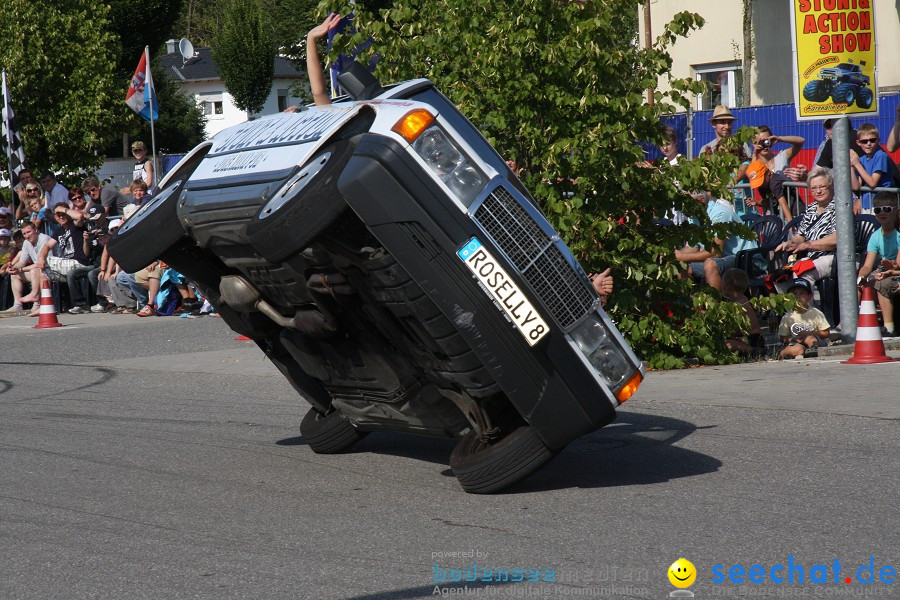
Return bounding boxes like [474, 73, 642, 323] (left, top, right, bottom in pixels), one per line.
[125, 47, 158, 122]
[1, 69, 27, 187]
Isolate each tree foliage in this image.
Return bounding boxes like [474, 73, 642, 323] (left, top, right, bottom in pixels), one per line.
[326, 0, 782, 367]
[108, 0, 185, 80]
[212, 0, 278, 114]
[0, 0, 121, 177]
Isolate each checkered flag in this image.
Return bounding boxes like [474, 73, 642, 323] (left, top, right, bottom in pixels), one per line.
[2, 69, 27, 187]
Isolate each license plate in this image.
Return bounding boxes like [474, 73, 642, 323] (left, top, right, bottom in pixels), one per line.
[457, 238, 549, 346]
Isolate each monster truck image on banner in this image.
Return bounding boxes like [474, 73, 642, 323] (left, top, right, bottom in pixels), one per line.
[790, 0, 878, 121]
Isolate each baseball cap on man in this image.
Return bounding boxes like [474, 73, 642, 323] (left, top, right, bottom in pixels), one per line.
[746, 160, 769, 189]
[0, 228, 11, 237]
[0, 207, 12, 216]
[709, 105, 737, 122]
[131, 141, 146, 152]
[787, 279, 813, 294]
[87, 206, 105, 220]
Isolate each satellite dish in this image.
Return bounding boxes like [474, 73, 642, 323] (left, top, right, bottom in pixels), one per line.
[178, 38, 197, 66]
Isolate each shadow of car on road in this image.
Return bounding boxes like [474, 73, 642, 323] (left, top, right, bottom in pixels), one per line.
[277, 410, 720, 493]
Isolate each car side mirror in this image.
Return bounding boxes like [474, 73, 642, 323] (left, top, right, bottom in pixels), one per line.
[337, 61, 384, 101]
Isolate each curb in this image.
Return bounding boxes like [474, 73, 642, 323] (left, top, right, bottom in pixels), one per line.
[817, 336, 900, 357]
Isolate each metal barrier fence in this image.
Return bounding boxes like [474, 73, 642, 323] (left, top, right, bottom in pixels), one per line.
[727, 182, 900, 220]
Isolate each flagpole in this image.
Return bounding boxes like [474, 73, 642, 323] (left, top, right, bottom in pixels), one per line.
[145, 46, 159, 191]
[2, 69, 19, 221]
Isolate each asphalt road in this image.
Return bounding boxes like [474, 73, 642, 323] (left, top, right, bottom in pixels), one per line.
[1, 313, 897, 599]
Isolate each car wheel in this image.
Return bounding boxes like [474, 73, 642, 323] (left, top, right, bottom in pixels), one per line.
[300, 406, 367, 454]
[107, 183, 187, 272]
[856, 87, 873, 109]
[450, 426, 555, 494]
[247, 140, 356, 263]
[802, 80, 829, 102]
[832, 83, 856, 105]
[107, 142, 212, 272]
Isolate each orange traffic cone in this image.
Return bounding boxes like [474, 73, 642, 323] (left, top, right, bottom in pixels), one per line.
[843, 285, 893, 364]
[33, 280, 63, 329]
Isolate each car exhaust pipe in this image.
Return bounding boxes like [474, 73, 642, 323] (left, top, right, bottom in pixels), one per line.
[218, 274, 353, 338]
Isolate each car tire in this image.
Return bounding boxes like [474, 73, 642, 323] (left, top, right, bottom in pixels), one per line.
[802, 80, 829, 102]
[107, 183, 187, 273]
[832, 83, 856, 105]
[856, 87, 873, 109]
[300, 406, 367, 454]
[247, 140, 356, 263]
[450, 426, 555, 494]
[108, 141, 212, 273]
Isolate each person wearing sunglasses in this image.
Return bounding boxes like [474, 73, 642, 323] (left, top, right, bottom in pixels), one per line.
[856, 192, 900, 336]
[849, 123, 892, 214]
[80, 176, 127, 217]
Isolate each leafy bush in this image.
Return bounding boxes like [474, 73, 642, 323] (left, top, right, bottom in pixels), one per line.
[326, 0, 783, 368]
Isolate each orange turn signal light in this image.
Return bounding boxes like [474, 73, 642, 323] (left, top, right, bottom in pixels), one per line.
[615, 372, 643, 404]
[392, 109, 435, 143]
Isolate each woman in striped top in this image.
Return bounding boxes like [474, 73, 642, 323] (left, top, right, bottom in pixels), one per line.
[774, 167, 837, 288]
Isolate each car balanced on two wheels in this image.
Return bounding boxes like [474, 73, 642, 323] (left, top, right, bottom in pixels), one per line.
[108, 68, 644, 494]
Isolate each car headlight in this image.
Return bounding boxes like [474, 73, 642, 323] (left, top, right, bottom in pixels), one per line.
[411, 125, 486, 207]
[569, 314, 635, 393]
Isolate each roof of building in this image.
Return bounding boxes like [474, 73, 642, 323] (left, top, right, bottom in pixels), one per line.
[159, 47, 303, 82]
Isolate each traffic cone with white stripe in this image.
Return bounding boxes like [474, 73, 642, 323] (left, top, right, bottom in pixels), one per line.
[33, 279, 63, 329]
[843, 285, 893, 364]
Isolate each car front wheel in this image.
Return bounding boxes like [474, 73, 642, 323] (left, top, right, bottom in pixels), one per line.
[450, 426, 555, 494]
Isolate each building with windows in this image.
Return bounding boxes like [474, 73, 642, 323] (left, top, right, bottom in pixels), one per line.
[160, 42, 307, 138]
[639, 0, 900, 110]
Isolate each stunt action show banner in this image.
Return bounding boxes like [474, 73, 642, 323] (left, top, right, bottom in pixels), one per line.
[790, 0, 878, 121]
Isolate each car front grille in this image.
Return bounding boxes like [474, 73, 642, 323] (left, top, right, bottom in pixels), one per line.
[473, 185, 595, 329]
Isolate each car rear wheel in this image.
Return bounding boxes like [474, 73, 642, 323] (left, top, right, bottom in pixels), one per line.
[300, 406, 367, 454]
[247, 140, 356, 263]
[107, 142, 212, 273]
[450, 426, 555, 494]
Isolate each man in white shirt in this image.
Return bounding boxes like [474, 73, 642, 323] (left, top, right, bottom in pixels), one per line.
[1, 221, 51, 312]
[39, 171, 69, 210]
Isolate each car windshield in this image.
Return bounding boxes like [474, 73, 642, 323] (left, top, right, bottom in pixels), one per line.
[836, 63, 858, 71]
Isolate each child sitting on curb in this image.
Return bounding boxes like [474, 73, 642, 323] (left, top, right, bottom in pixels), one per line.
[720, 268, 764, 356]
[778, 279, 830, 359]
[856, 191, 900, 336]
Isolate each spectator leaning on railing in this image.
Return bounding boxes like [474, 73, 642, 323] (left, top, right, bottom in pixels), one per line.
[850, 123, 893, 214]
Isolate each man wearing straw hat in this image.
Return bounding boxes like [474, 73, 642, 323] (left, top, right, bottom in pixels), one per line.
[700, 105, 754, 160]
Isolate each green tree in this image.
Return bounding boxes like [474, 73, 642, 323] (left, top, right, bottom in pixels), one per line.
[212, 0, 277, 114]
[0, 0, 121, 178]
[327, 0, 788, 367]
[108, 0, 185, 80]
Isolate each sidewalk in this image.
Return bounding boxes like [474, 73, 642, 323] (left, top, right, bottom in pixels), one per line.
[636, 347, 900, 420]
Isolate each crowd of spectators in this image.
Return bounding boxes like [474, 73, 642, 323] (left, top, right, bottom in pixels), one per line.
[0, 143, 212, 320]
[678, 103, 900, 358]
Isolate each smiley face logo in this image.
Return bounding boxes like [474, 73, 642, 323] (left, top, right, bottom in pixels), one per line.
[668, 558, 696, 588]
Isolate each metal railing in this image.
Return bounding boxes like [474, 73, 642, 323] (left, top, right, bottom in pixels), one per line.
[726, 181, 899, 220]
